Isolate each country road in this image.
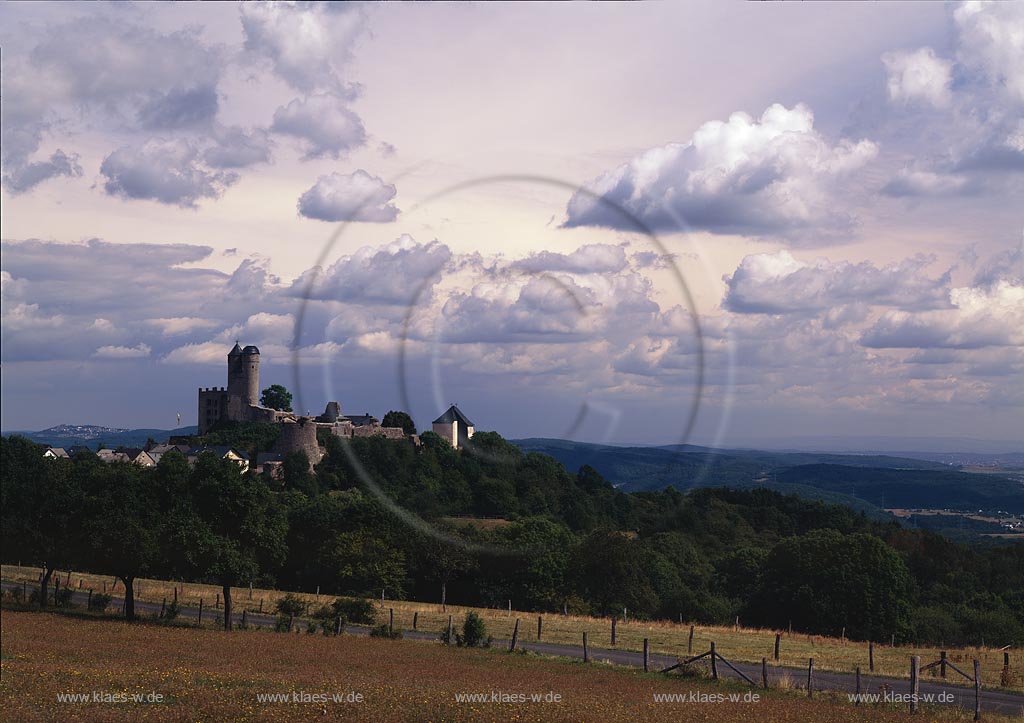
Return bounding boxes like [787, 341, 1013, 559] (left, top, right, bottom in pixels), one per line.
[4, 580, 1022, 717]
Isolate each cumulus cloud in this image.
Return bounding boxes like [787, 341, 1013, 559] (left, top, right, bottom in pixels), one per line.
[723, 251, 951, 315]
[297, 170, 399, 222]
[513, 244, 629, 274]
[100, 139, 239, 207]
[564, 103, 878, 237]
[882, 47, 952, 107]
[94, 343, 152, 359]
[3, 149, 82, 194]
[271, 93, 367, 160]
[293, 235, 451, 305]
[240, 1, 366, 94]
[954, 1, 1024, 104]
[203, 126, 273, 169]
[862, 280, 1024, 350]
[136, 86, 219, 130]
[881, 169, 976, 197]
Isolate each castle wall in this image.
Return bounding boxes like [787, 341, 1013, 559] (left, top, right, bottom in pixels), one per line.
[198, 387, 228, 435]
[274, 417, 322, 469]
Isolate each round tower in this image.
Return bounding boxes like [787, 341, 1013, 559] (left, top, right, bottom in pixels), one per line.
[227, 343, 260, 408]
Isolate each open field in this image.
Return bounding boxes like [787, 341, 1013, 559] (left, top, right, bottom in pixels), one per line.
[1, 608, 1010, 723]
[3, 564, 1020, 695]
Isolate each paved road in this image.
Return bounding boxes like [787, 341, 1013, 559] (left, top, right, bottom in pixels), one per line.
[5, 580, 1022, 716]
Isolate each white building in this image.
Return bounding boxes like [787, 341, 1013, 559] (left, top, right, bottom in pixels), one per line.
[432, 405, 475, 449]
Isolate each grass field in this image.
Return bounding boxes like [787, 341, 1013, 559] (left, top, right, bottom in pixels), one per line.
[0, 607, 1001, 723]
[3, 564, 1019, 694]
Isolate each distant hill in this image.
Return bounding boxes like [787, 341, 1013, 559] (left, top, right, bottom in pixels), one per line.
[3, 424, 198, 450]
[512, 438, 1024, 516]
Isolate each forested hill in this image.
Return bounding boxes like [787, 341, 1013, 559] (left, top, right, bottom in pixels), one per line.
[3, 429, 1022, 647]
[513, 438, 1024, 515]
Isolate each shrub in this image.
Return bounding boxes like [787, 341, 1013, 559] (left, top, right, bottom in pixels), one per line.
[6, 586, 24, 603]
[331, 598, 377, 625]
[369, 624, 403, 639]
[54, 588, 75, 607]
[88, 593, 113, 612]
[456, 612, 491, 648]
[164, 600, 180, 621]
[306, 620, 319, 635]
[275, 593, 306, 618]
[274, 614, 293, 633]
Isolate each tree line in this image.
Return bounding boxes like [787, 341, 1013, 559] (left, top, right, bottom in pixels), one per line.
[1, 429, 1021, 646]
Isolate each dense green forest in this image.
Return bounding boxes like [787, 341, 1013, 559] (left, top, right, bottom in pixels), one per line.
[2, 428, 1021, 646]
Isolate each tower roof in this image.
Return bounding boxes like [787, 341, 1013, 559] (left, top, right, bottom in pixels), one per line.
[433, 404, 474, 427]
[241, 345, 260, 355]
[229, 342, 243, 356]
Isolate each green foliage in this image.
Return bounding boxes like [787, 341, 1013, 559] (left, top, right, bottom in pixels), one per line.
[381, 411, 416, 435]
[197, 421, 281, 457]
[164, 600, 180, 621]
[330, 597, 378, 625]
[369, 624, 403, 639]
[274, 614, 292, 633]
[455, 612, 491, 647]
[260, 384, 293, 412]
[275, 592, 306, 617]
[88, 593, 113, 611]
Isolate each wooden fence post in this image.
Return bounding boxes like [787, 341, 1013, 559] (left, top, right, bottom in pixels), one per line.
[583, 632, 589, 663]
[762, 657, 768, 689]
[215, 592, 219, 609]
[87, 589, 92, 608]
[160, 598, 166, 619]
[173, 586, 178, 604]
[241, 609, 247, 628]
[910, 656, 920, 713]
[869, 641, 875, 672]
[198, 598, 203, 626]
[537, 616, 542, 641]
[643, 639, 650, 672]
[447, 615, 453, 645]
[688, 625, 694, 654]
[611, 617, 617, 646]
[413, 611, 418, 630]
[774, 633, 781, 661]
[249, 582, 253, 600]
[807, 658, 814, 698]
[259, 598, 263, 614]
[941, 650, 948, 679]
[710, 641, 718, 681]
[509, 619, 520, 652]
[334, 616, 342, 636]
[735, 616, 739, 632]
[389, 608, 394, 634]
[974, 660, 982, 721]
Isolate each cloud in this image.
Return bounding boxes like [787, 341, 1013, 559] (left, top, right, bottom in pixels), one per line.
[203, 126, 273, 169]
[513, 244, 629, 274]
[297, 170, 399, 222]
[723, 251, 951, 315]
[954, 1, 1024, 104]
[100, 139, 239, 207]
[861, 276, 1024, 350]
[292, 235, 451, 305]
[94, 343, 152, 359]
[146, 317, 221, 336]
[136, 86, 219, 130]
[3, 149, 82, 194]
[240, 1, 366, 94]
[881, 169, 976, 197]
[564, 103, 878, 238]
[882, 47, 953, 107]
[270, 93, 367, 160]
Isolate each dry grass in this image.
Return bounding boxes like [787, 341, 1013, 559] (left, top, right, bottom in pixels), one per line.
[4, 564, 1020, 694]
[0, 608, 996, 723]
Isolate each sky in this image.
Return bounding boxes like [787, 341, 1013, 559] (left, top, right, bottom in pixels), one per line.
[1, 1, 1022, 448]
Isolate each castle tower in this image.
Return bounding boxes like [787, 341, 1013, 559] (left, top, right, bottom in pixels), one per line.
[223, 343, 260, 422]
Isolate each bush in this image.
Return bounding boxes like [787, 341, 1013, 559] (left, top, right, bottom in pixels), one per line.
[456, 612, 491, 648]
[5, 587, 24, 603]
[306, 620, 319, 635]
[331, 598, 377, 625]
[275, 592, 307, 618]
[274, 614, 293, 633]
[164, 600, 180, 621]
[369, 624, 403, 639]
[54, 587, 75, 607]
[88, 593, 113, 612]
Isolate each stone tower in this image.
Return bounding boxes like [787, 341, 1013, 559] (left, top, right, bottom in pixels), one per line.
[226, 343, 260, 420]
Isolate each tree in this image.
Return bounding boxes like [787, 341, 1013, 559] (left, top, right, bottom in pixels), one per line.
[260, 384, 293, 412]
[170, 452, 288, 630]
[381, 411, 416, 436]
[79, 459, 161, 620]
[0, 436, 82, 608]
[416, 534, 476, 610]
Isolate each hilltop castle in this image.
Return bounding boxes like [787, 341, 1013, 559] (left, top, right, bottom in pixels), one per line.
[198, 343, 406, 469]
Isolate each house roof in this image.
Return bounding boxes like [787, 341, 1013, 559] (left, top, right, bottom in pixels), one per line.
[187, 445, 249, 461]
[433, 405, 474, 427]
[344, 414, 379, 427]
[45, 447, 69, 457]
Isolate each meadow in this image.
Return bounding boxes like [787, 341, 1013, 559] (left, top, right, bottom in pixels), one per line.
[0, 607, 1003, 723]
[3, 564, 1019, 694]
